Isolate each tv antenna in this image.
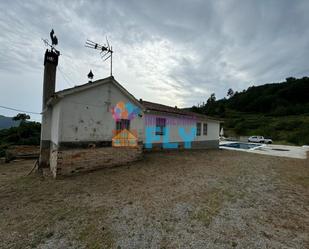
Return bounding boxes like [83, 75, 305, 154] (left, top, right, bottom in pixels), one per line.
[85, 37, 113, 76]
[42, 29, 60, 55]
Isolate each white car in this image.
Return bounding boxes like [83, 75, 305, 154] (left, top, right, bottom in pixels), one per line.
[248, 136, 272, 144]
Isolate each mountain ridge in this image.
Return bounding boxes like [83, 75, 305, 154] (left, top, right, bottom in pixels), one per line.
[0, 115, 20, 130]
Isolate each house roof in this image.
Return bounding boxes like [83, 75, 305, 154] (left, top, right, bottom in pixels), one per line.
[49, 76, 221, 122]
[139, 100, 222, 122]
[48, 76, 144, 109]
[55, 76, 112, 96]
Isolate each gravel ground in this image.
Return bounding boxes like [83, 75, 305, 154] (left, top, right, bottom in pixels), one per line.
[0, 149, 308, 249]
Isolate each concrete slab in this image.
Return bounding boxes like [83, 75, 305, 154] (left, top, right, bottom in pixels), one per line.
[220, 142, 309, 159]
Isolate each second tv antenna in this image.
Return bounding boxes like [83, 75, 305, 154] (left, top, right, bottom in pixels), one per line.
[85, 38, 113, 76]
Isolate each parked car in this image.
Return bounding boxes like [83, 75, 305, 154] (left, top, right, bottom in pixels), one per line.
[248, 136, 273, 144]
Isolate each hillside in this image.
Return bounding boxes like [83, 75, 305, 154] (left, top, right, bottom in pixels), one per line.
[190, 77, 309, 145]
[0, 115, 20, 130]
[225, 77, 309, 115]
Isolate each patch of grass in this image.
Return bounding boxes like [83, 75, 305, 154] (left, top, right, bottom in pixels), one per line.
[161, 220, 175, 233]
[274, 156, 309, 188]
[191, 189, 231, 227]
[0, 171, 115, 249]
[294, 176, 309, 187]
[78, 220, 115, 249]
[284, 175, 309, 188]
[191, 187, 246, 227]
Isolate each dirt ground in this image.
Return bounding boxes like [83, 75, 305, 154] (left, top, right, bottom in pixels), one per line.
[0, 149, 308, 249]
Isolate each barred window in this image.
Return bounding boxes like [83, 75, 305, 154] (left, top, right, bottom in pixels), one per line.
[203, 123, 208, 135]
[116, 119, 130, 131]
[155, 117, 166, 136]
[196, 122, 201, 136]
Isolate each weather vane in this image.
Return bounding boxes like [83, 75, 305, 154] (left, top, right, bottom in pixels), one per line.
[85, 37, 113, 76]
[42, 29, 60, 55]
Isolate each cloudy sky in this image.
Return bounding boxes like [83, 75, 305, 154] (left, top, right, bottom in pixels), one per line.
[0, 0, 308, 121]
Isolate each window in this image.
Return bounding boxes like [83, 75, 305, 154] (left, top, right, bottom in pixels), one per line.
[196, 122, 201, 136]
[203, 123, 208, 135]
[116, 119, 130, 131]
[155, 117, 166, 135]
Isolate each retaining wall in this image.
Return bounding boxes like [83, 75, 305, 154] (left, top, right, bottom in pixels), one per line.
[50, 146, 142, 178]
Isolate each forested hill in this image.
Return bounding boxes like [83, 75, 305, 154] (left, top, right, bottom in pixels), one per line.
[192, 76, 309, 116]
[189, 77, 309, 145]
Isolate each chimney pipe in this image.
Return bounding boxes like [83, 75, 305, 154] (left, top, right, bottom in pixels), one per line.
[39, 49, 59, 169]
[42, 49, 58, 108]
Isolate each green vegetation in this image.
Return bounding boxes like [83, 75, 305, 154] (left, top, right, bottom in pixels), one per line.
[0, 113, 41, 157]
[191, 77, 309, 145]
[191, 189, 225, 227]
[223, 112, 309, 145]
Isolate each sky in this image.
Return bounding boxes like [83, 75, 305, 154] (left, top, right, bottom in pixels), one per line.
[0, 0, 309, 121]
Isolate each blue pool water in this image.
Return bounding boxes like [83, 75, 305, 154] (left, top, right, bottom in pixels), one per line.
[220, 142, 261, 150]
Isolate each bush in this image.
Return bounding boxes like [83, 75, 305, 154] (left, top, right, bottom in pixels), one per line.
[0, 144, 8, 157]
[0, 121, 41, 148]
[287, 130, 309, 145]
[275, 120, 303, 131]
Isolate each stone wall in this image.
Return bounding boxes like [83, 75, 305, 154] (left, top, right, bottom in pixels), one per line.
[50, 146, 143, 178]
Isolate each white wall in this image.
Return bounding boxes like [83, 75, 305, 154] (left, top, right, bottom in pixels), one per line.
[50, 102, 61, 145]
[40, 108, 52, 141]
[143, 113, 220, 143]
[194, 119, 220, 141]
[50, 81, 220, 145]
[55, 82, 144, 143]
[143, 113, 193, 143]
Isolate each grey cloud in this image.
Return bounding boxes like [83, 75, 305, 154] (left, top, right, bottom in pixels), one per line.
[0, 0, 309, 116]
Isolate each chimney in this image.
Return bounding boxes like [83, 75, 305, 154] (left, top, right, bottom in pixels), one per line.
[42, 49, 59, 109]
[39, 49, 59, 170]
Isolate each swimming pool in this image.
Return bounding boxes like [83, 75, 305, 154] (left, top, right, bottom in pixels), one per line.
[220, 142, 262, 150]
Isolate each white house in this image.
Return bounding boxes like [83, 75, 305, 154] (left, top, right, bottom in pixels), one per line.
[42, 76, 221, 177]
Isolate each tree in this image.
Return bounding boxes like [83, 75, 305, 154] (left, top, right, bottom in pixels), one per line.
[218, 104, 226, 117]
[227, 88, 234, 98]
[286, 77, 296, 82]
[207, 93, 216, 104]
[12, 113, 30, 123]
[204, 93, 217, 115]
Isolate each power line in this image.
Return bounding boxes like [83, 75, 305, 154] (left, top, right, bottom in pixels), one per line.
[58, 66, 74, 88]
[0, 105, 41, 115]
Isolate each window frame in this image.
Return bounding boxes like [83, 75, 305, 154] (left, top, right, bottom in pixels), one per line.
[203, 123, 208, 136]
[155, 117, 166, 136]
[196, 122, 201, 136]
[116, 119, 130, 131]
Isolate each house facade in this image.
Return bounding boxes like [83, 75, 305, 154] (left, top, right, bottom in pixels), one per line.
[44, 76, 221, 177]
